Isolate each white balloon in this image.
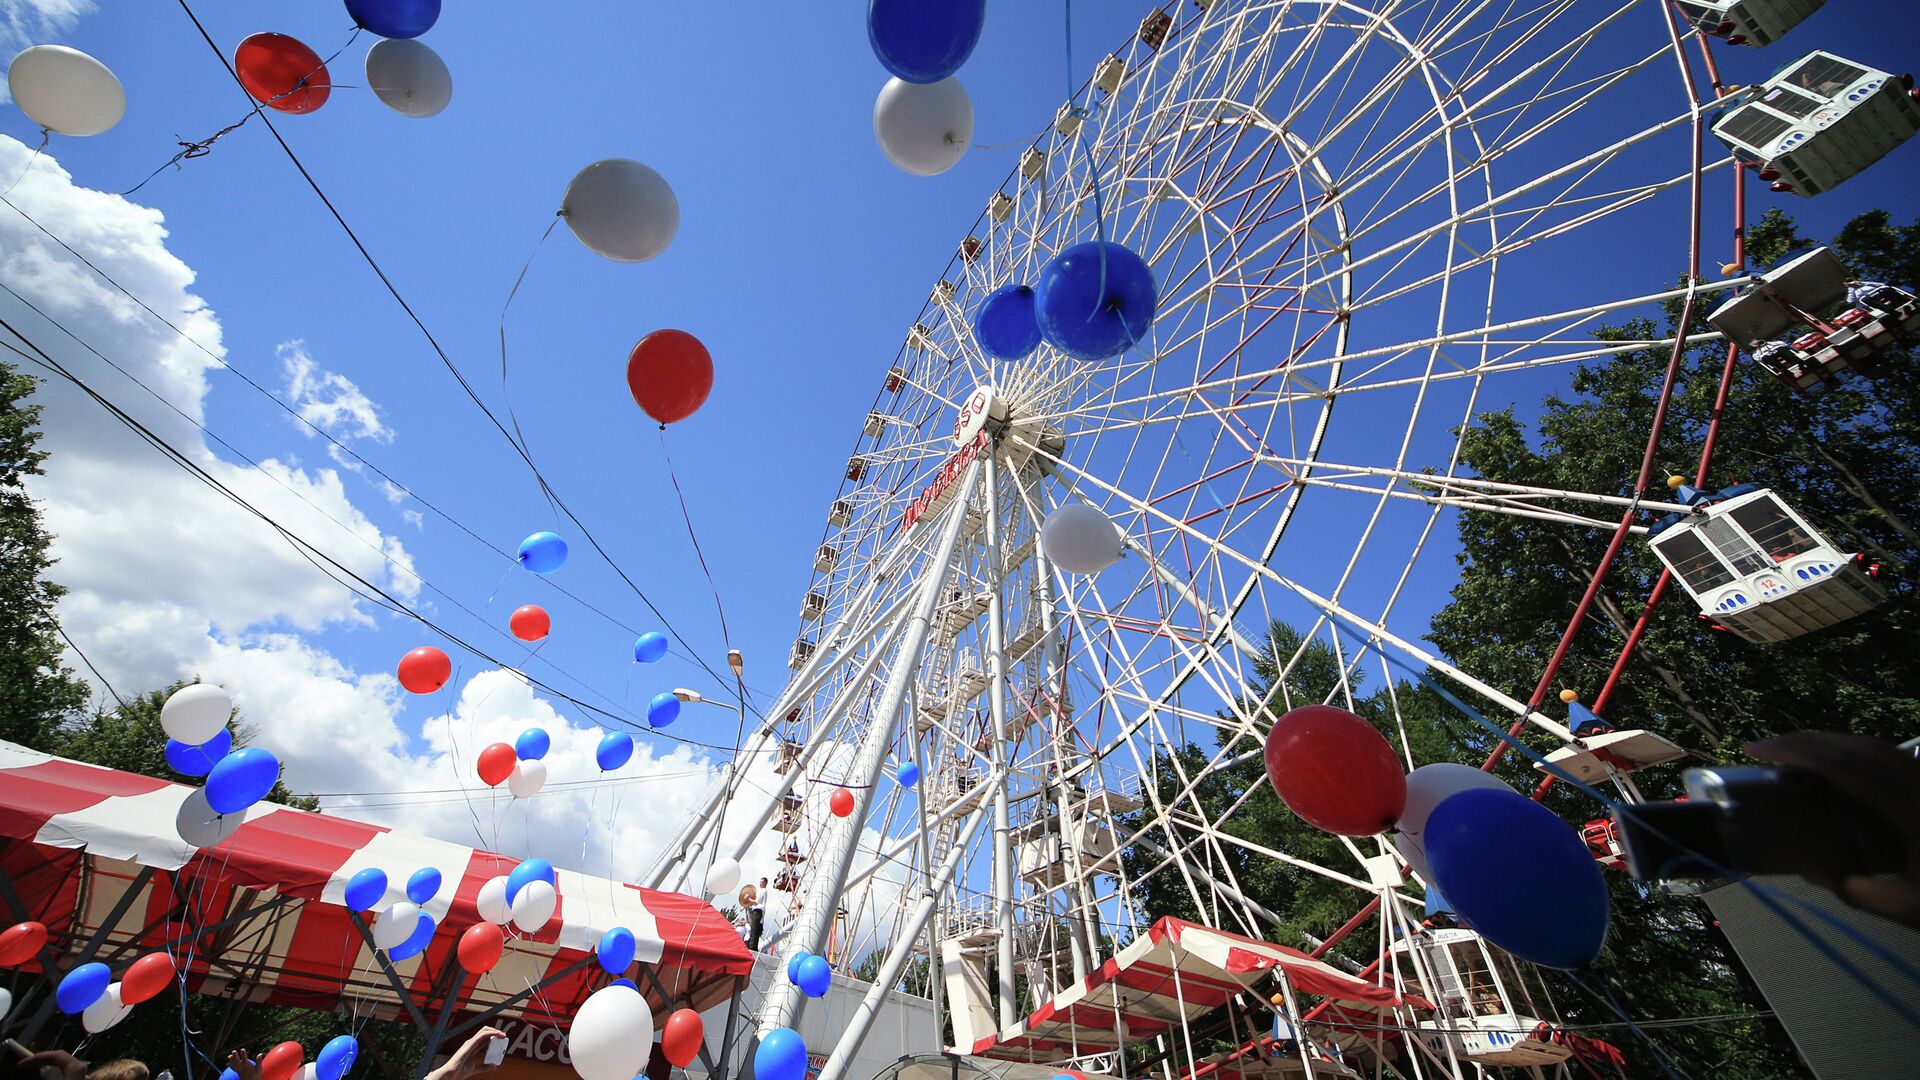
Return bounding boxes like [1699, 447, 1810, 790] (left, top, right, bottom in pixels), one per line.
[373, 901, 421, 950]
[0, 986, 11, 1019]
[160, 683, 231, 745]
[873, 76, 973, 177]
[365, 38, 451, 118]
[569, 984, 655, 1080]
[561, 158, 679, 263]
[1041, 503, 1124, 574]
[507, 758, 548, 799]
[475, 875, 512, 925]
[1393, 763, 1514, 883]
[297, 1065, 319, 1080]
[175, 787, 246, 848]
[81, 982, 130, 1034]
[704, 857, 742, 896]
[7, 45, 125, 137]
[511, 879, 557, 933]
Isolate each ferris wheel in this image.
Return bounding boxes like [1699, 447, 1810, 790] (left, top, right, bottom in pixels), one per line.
[647, 1, 1900, 1076]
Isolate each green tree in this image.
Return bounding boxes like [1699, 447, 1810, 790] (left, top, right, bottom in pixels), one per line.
[0, 360, 89, 747]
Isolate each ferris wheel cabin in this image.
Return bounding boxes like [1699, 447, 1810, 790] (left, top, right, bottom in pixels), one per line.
[1707, 246, 1920, 393]
[1389, 928, 1601, 1069]
[1710, 51, 1920, 196]
[1675, 0, 1821, 48]
[1645, 486, 1886, 642]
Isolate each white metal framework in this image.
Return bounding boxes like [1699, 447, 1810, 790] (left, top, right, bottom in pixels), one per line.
[644, 2, 1900, 1077]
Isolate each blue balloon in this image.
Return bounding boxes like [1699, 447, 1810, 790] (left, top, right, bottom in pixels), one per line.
[218, 1063, 254, 1080]
[794, 953, 832, 998]
[974, 284, 1042, 361]
[344, 0, 440, 39]
[505, 858, 555, 904]
[754, 1027, 808, 1080]
[165, 727, 233, 777]
[316, 1035, 360, 1080]
[56, 962, 110, 1013]
[786, 949, 811, 984]
[517, 531, 568, 574]
[406, 866, 443, 905]
[598, 926, 637, 975]
[388, 913, 436, 962]
[204, 746, 280, 814]
[596, 730, 635, 771]
[1034, 241, 1158, 361]
[345, 867, 389, 912]
[867, 0, 985, 84]
[1424, 789, 1609, 970]
[515, 727, 551, 761]
[610, 977, 638, 991]
[648, 692, 681, 729]
[895, 761, 920, 787]
[633, 631, 668, 664]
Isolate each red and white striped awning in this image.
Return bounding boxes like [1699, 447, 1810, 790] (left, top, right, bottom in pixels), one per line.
[0, 742, 751, 1026]
[970, 918, 1427, 1062]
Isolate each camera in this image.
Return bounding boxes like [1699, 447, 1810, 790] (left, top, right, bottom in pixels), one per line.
[1613, 765, 1903, 883]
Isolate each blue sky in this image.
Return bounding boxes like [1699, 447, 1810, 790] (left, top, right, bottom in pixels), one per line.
[4, 0, 1919, 885]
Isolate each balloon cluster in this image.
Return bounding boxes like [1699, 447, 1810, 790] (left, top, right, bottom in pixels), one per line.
[7, 926, 174, 1035]
[475, 858, 560, 935]
[974, 241, 1159, 365]
[242, 1036, 356, 1080]
[160, 684, 283, 821]
[1261, 705, 1610, 970]
[345, 863, 445, 962]
[867, 1, 985, 176]
[227, 2, 450, 121]
[476, 726, 550, 797]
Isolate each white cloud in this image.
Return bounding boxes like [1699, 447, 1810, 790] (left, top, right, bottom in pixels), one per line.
[0, 1, 96, 105]
[0, 136, 420, 688]
[282, 339, 392, 444]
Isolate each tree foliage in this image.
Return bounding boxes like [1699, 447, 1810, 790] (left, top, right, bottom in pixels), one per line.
[0, 361, 90, 747]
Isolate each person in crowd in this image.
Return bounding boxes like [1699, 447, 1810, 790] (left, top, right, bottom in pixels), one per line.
[735, 884, 759, 945]
[1845, 277, 1908, 312]
[12, 1054, 146, 1080]
[747, 880, 767, 952]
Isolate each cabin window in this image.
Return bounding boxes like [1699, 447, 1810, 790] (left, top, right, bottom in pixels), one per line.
[1728, 499, 1820, 562]
[1761, 85, 1825, 119]
[1782, 55, 1866, 100]
[1656, 529, 1737, 592]
[1717, 104, 1793, 151]
[1700, 515, 1772, 576]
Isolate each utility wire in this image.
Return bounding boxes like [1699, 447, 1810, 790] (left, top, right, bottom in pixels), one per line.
[171, 0, 753, 711]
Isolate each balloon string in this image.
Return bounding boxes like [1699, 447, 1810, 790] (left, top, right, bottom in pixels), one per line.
[1063, 0, 1112, 321]
[0, 129, 50, 199]
[122, 28, 360, 197]
[498, 216, 564, 524]
[659, 428, 733, 652]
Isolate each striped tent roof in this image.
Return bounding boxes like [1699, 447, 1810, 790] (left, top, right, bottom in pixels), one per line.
[0, 742, 750, 1026]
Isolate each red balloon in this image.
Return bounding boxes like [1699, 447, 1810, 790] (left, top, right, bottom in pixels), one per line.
[662, 1008, 704, 1068]
[477, 743, 517, 787]
[829, 788, 855, 818]
[234, 33, 331, 114]
[457, 921, 505, 973]
[119, 951, 175, 1005]
[1263, 705, 1407, 836]
[509, 604, 551, 642]
[626, 329, 713, 425]
[398, 646, 452, 695]
[259, 1042, 304, 1080]
[0, 920, 47, 966]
